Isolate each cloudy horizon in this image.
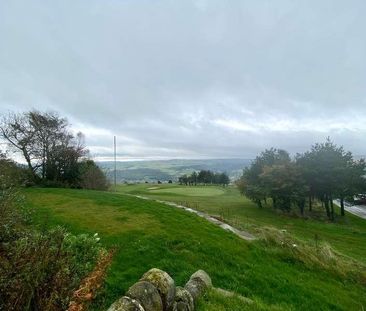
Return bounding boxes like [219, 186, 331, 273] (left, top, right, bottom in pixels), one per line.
[1, 0, 366, 161]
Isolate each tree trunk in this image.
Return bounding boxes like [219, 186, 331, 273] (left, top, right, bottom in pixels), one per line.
[308, 194, 312, 211]
[42, 149, 46, 180]
[340, 197, 345, 216]
[330, 195, 334, 221]
[324, 195, 330, 219]
[299, 200, 304, 215]
[22, 147, 38, 182]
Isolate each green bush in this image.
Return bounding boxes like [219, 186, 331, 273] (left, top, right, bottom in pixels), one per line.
[79, 160, 110, 191]
[1, 226, 104, 310]
[63, 232, 106, 283]
[0, 152, 27, 188]
[0, 186, 105, 311]
[0, 187, 30, 242]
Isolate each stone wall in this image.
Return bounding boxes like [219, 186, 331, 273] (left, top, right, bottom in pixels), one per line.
[107, 268, 212, 311]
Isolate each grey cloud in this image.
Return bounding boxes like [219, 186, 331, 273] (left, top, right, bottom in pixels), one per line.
[1, 0, 365, 159]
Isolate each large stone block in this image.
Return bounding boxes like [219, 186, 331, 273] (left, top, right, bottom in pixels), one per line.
[173, 286, 194, 311]
[140, 268, 175, 311]
[126, 281, 163, 311]
[184, 270, 212, 301]
[107, 296, 145, 311]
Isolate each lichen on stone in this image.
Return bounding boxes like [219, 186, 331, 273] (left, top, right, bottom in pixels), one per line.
[140, 268, 176, 311]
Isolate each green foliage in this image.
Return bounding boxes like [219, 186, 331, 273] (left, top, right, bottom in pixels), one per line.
[237, 140, 366, 219]
[178, 170, 230, 186]
[237, 148, 292, 208]
[0, 111, 85, 185]
[63, 232, 105, 284]
[0, 156, 31, 241]
[1, 227, 103, 310]
[0, 179, 104, 310]
[296, 138, 366, 219]
[1, 112, 110, 191]
[260, 163, 308, 213]
[0, 152, 27, 188]
[78, 159, 110, 191]
[0, 111, 110, 190]
[0, 187, 30, 243]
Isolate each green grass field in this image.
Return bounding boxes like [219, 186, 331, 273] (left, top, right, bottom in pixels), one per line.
[148, 186, 225, 196]
[24, 187, 366, 310]
[118, 183, 366, 264]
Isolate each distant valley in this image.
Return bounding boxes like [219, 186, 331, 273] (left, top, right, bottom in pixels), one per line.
[98, 158, 252, 183]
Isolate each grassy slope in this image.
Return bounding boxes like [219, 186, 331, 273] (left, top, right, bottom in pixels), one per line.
[118, 184, 366, 264]
[24, 188, 366, 311]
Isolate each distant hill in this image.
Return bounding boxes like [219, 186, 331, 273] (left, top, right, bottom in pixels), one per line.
[97, 158, 252, 183]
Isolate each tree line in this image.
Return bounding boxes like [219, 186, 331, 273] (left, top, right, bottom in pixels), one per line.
[236, 139, 366, 220]
[178, 170, 230, 186]
[0, 111, 108, 190]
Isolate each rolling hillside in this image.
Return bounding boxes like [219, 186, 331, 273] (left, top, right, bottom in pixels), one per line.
[98, 158, 252, 183]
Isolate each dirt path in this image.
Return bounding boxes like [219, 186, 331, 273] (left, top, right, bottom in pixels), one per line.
[132, 195, 256, 241]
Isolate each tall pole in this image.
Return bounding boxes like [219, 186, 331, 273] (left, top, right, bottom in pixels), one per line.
[114, 136, 117, 191]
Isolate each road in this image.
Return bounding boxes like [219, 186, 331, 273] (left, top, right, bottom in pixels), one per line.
[333, 200, 366, 220]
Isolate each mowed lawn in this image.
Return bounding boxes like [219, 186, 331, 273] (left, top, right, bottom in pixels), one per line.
[148, 186, 225, 196]
[25, 188, 366, 311]
[118, 184, 366, 264]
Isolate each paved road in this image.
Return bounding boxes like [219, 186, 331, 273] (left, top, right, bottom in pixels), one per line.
[333, 200, 366, 220]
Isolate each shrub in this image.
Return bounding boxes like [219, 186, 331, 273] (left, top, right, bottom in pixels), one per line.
[0, 226, 104, 310]
[0, 184, 105, 310]
[0, 152, 27, 188]
[79, 160, 109, 191]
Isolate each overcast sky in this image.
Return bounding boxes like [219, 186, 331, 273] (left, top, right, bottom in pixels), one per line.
[1, 0, 365, 160]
